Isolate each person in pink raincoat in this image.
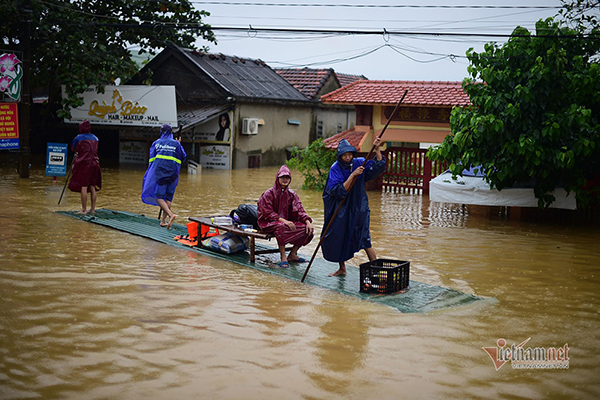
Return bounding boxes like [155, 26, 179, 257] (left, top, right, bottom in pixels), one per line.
[68, 120, 102, 214]
[257, 165, 314, 268]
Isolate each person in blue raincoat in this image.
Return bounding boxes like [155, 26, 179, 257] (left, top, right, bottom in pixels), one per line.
[141, 124, 186, 229]
[322, 137, 386, 276]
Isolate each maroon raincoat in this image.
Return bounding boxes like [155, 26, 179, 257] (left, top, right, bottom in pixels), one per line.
[257, 165, 313, 247]
[68, 120, 102, 192]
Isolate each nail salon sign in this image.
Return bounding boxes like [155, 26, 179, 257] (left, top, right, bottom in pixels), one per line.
[63, 85, 177, 128]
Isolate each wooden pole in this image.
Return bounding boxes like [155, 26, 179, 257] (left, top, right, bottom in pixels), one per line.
[301, 90, 408, 283]
[58, 157, 74, 205]
[18, 0, 32, 178]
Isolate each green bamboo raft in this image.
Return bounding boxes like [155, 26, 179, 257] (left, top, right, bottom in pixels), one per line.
[57, 209, 489, 313]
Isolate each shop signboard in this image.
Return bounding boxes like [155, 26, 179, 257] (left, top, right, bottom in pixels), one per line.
[0, 102, 19, 150]
[46, 142, 68, 176]
[63, 85, 177, 127]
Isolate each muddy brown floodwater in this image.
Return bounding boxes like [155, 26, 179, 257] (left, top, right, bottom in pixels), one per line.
[1, 160, 599, 399]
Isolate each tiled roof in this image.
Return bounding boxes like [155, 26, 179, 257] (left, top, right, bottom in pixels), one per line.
[275, 68, 368, 100]
[275, 68, 335, 99]
[321, 80, 470, 107]
[181, 49, 308, 102]
[323, 127, 368, 150]
[336, 73, 368, 87]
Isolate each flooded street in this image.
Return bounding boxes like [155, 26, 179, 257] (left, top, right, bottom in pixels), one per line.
[1, 158, 599, 399]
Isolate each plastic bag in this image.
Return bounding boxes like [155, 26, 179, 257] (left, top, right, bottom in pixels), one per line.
[201, 232, 249, 254]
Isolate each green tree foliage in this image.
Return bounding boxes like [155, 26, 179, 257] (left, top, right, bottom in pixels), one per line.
[0, 0, 215, 118]
[287, 139, 337, 190]
[427, 17, 600, 208]
[559, 0, 600, 34]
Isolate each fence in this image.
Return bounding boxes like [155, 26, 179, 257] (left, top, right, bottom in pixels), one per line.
[378, 147, 447, 194]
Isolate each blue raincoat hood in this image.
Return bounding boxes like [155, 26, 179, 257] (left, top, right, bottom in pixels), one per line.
[336, 139, 357, 169]
[159, 124, 173, 139]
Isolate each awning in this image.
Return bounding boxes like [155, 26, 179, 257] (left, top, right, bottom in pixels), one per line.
[119, 105, 231, 136]
[178, 105, 231, 130]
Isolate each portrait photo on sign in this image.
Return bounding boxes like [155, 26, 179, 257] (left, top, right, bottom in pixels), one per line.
[215, 113, 231, 142]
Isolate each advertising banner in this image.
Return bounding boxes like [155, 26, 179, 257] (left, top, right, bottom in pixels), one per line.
[119, 141, 148, 165]
[200, 145, 230, 170]
[0, 53, 22, 101]
[0, 102, 19, 150]
[194, 111, 232, 143]
[63, 85, 177, 127]
[46, 142, 68, 176]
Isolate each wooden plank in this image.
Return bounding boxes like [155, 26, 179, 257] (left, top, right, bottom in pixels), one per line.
[189, 216, 276, 262]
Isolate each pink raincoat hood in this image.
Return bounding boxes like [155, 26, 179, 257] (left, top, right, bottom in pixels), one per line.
[274, 165, 292, 192]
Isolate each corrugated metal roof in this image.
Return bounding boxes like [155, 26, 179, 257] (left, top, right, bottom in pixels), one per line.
[178, 105, 231, 128]
[182, 49, 308, 102]
[118, 105, 230, 135]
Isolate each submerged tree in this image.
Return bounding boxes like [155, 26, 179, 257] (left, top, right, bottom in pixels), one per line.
[427, 16, 600, 207]
[0, 0, 215, 118]
[287, 139, 337, 190]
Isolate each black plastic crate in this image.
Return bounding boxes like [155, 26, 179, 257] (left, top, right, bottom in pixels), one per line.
[360, 259, 410, 294]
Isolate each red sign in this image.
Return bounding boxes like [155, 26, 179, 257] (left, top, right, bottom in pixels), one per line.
[0, 102, 19, 139]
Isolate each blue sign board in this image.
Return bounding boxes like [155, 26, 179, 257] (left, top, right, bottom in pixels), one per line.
[46, 142, 68, 177]
[0, 138, 19, 149]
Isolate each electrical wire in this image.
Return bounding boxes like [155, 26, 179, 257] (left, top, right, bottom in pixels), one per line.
[189, 2, 562, 10]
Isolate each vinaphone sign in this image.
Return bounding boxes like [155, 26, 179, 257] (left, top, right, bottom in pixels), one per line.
[62, 85, 177, 127]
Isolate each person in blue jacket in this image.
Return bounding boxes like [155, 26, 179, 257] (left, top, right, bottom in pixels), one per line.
[322, 137, 386, 277]
[141, 124, 186, 229]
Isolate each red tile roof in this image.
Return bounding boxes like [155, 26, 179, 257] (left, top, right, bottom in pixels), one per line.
[323, 127, 368, 150]
[336, 72, 368, 87]
[321, 80, 470, 107]
[275, 68, 369, 99]
[275, 68, 335, 99]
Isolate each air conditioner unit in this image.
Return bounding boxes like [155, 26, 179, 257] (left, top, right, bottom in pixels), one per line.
[242, 118, 259, 135]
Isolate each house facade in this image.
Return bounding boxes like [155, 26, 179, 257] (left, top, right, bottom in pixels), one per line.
[275, 68, 366, 141]
[320, 80, 471, 193]
[320, 80, 470, 151]
[126, 45, 312, 169]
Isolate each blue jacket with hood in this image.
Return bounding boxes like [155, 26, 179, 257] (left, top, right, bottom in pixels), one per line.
[141, 124, 187, 206]
[321, 139, 386, 262]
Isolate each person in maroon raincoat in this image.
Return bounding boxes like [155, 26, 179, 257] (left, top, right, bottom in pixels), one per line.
[68, 120, 101, 214]
[257, 165, 314, 268]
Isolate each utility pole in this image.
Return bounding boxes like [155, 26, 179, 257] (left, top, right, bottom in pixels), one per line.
[18, 0, 32, 178]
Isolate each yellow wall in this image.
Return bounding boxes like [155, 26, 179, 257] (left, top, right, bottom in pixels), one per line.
[365, 105, 450, 151]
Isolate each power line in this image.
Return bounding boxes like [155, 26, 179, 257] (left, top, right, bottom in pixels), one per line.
[190, 2, 562, 10]
[205, 25, 600, 40]
[267, 43, 465, 68]
[80, 22, 600, 40]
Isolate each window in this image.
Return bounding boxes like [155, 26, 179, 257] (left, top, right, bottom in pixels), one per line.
[317, 120, 324, 138]
[337, 123, 343, 134]
[248, 155, 261, 168]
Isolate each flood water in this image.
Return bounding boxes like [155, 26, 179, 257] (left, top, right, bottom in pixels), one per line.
[1, 158, 599, 399]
